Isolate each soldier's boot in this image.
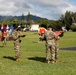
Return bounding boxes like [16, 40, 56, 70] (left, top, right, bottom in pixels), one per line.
[47, 60, 50, 64]
[46, 60, 50, 64]
[55, 59, 58, 63]
[51, 60, 55, 64]
[16, 58, 21, 62]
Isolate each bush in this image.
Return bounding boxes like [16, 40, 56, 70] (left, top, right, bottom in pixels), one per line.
[70, 24, 76, 31]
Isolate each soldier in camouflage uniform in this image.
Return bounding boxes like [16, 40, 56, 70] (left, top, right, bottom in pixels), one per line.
[12, 26, 22, 62]
[54, 30, 64, 62]
[45, 27, 59, 64]
[54, 37, 60, 63]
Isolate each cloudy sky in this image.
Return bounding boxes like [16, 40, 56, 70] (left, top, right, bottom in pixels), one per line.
[0, 0, 76, 20]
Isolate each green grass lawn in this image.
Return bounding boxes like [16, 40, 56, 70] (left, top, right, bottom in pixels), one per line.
[0, 31, 76, 75]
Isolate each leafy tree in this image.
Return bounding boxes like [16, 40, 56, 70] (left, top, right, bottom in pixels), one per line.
[21, 13, 26, 25]
[11, 18, 19, 25]
[60, 11, 73, 31]
[39, 19, 50, 28]
[27, 12, 31, 25]
[50, 20, 62, 30]
[70, 24, 76, 31]
[20, 13, 26, 28]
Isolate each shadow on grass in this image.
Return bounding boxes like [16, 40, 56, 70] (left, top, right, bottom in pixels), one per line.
[32, 41, 38, 43]
[0, 46, 4, 48]
[28, 57, 46, 63]
[32, 41, 45, 43]
[60, 47, 76, 51]
[3, 56, 16, 61]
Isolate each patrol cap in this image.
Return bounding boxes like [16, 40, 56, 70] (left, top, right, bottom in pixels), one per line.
[48, 26, 52, 28]
[47, 26, 53, 30]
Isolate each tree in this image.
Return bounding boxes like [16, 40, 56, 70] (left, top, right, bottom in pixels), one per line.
[27, 12, 31, 25]
[70, 24, 76, 31]
[11, 18, 19, 26]
[21, 13, 26, 24]
[1, 20, 11, 26]
[50, 20, 62, 30]
[60, 11, 73, 31]
[39, 19, 50, 28]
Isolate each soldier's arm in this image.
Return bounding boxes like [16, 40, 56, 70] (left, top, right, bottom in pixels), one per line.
[54, 34, 60, 40]
[17, 31, 25, 37]
[48, 36, 55, 40]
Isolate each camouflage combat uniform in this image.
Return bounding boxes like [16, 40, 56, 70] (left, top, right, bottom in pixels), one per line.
[12, 30, 21, 61]
[54, 39, 59, 61]
[39, 33, 45, 41]
[45, 30, 59, 63]
[54, 31, 63, 61]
